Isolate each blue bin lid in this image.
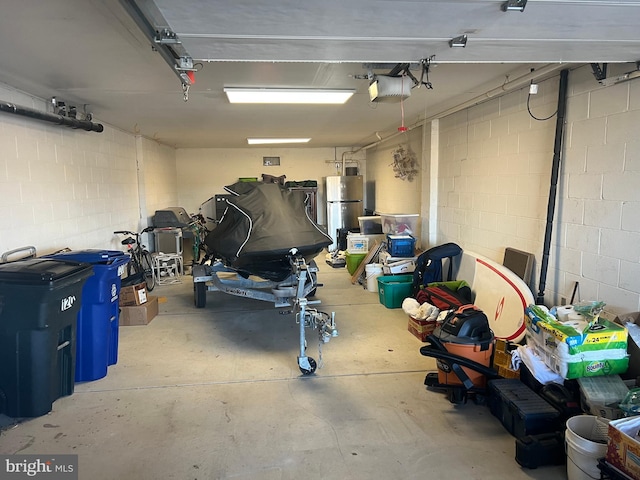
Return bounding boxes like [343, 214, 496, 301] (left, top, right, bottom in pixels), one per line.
[45, 249, 130, 266]
[0, 258, 93, 285]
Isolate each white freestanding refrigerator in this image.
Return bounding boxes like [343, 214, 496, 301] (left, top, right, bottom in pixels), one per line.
[325, 175, 363, 251]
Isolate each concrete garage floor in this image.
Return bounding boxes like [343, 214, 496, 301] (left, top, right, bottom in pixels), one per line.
[0, 257, 567, 480]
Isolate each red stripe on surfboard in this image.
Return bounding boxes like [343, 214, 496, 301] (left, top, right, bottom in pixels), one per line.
[476, 257, 527, 341]
[495, 296, 505, 322]
[476, 258, 527, 307]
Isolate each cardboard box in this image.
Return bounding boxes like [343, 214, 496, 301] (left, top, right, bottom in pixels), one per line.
[119, 282, 148, 306]
[119, 295, 158, 326]
[378, 250, 418, 264]
[497, 365, 520, 379]
[407, 316, 438, 342]
[493, 339, 520, 378]
[382, 259, 416, 275]
[494, 350, 512, 368]
[493, 339, 515, 367]
[607, 416, 640, 478]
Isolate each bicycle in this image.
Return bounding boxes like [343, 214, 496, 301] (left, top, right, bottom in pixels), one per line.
[114, 227, 156, 292]
[187, 212, 213, 265]
[188, 196, 217, 266]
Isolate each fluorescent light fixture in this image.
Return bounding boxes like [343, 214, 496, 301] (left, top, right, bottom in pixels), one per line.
[247, 138, 311, 145]
[224, 88, 354, 104]
[501, 0, 527, 12]
[449, 34, 468, 48]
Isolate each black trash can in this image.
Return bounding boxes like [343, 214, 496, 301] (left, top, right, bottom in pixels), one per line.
[0, 258, 93, 417]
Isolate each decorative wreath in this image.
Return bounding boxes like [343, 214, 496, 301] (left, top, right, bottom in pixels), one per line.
[390, 145, 419, 181]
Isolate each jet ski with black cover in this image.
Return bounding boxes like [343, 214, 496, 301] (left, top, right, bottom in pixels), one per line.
[204, 181, 332, 282]
[192, 182, 337, 374]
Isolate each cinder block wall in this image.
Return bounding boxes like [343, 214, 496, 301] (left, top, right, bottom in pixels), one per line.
[0, 83, 178, 255]
[438, 77, 557, 261]
[436, 64, 640, 313]
[558, 65, 640, 313]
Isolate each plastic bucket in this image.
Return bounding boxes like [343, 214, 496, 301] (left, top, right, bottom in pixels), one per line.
[365, 263, 383, 292]
[565, 415, 608, 480]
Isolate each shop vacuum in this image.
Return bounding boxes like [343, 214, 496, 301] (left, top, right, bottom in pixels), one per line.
[420, 305, 500, 404]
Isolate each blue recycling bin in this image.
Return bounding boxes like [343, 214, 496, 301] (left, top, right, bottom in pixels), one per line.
[46, 250, 130, 382]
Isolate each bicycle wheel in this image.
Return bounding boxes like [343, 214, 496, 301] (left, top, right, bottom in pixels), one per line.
[140, 250, 156, 291]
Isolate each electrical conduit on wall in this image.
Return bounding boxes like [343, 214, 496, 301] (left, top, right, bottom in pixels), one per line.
[0, 100, 104, 132]
[536, 69, 570, 305]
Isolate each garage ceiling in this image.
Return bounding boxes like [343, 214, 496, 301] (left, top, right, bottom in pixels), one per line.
[0, 0, 638, 148]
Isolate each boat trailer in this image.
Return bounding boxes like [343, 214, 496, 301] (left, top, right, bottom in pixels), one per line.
[192, 250, 338, 374]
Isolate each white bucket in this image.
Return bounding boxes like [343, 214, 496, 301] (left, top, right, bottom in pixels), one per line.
[365, 263, 383, 292]
[565, 415, 608, 480]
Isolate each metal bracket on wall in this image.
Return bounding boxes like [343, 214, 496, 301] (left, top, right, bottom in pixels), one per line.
[590, 63, 608, 82]
[591, 61, 640, 87]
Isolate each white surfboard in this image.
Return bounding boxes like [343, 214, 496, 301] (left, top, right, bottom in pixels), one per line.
[453, 251, 533, 343]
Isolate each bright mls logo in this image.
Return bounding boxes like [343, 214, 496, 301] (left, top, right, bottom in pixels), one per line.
[1, 455, 77, 479]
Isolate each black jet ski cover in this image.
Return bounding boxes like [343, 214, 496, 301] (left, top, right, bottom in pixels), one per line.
[204, 182, 332, 282]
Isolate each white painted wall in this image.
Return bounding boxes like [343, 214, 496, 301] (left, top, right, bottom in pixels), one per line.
[137, 136, 179, 225]
[364, 128, 424, 247]
[365, 128, 423, 215]
[0, 83, 177, 256]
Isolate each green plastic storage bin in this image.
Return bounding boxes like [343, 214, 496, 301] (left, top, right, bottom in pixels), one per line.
[345, 252, 366, 275]
[377, 274, 413, 309]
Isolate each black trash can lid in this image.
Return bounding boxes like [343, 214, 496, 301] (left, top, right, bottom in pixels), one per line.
[0, 258, 93, 285]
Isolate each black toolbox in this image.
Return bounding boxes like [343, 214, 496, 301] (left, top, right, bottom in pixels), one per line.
[515, 431, 566, 469]
[488, 379, 562, 438]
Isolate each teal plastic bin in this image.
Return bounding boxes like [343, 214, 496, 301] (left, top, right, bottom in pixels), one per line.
[377, 275, 413, 309]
